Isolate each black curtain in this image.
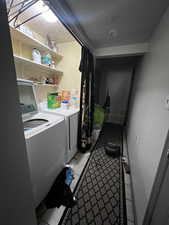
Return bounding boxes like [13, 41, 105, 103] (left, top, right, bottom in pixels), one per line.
[78, 47, 95, 152]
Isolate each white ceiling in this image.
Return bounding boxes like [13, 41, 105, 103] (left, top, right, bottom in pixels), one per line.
[20, 11, 75, 43]
[7, 0, 169, 50]
[62, 0, 169, 49]
[6, 0, 75, 43]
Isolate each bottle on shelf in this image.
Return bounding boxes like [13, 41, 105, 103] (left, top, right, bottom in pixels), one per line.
[46, 77, 49, 84]
[32, 48, 41, 64]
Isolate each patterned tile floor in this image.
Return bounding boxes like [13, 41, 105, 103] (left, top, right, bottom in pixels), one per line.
[60, 147, 122, 225]
[39, 152, 91, 225]
[39, 124, 135, 225]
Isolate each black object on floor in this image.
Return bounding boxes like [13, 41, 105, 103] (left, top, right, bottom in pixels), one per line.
[104, 146, 120, 157]
[44, 167, 76, 208]
[59, 123, 127, 225]
[104, 142, 121, 157]
[107, 142, 121, 150]
[95, 123, 122, 150]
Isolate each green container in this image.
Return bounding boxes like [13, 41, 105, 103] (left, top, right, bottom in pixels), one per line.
[47, 92, 60, 109]
[94, 104, 105, 128]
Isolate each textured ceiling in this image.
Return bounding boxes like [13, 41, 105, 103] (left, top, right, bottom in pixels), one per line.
[63, 0, 169, 49]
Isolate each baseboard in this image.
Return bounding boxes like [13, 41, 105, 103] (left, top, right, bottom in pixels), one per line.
[106, 113, 124, 125]
[123, 129, 138, 225]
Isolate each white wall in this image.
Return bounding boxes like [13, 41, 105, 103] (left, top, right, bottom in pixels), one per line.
[0, 2, 37, 225]
[96, 58, 135, 124]
[127, 6, 169, 225]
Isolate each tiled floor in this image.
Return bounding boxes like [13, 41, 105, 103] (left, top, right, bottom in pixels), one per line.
[39, 151, 91, 225]
[38, 129, 135, 225]
[70, 152, 91, 189]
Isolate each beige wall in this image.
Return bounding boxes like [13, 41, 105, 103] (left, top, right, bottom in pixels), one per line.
[11, 26, 81, 102]
[10, 27, 59, 103]
[57, 41, 81, 94]
[11, 24, 81, 102]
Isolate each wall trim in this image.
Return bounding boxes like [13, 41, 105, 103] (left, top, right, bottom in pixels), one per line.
[94, 43, 149, 58]
[0, 1, 37, 224]
[123, 129, 138, 225]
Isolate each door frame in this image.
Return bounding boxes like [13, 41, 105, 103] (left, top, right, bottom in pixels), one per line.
[143, 130, 169, 225]
[0, 1, 37, 224]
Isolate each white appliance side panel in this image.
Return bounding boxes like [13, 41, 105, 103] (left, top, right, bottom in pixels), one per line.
[64, 118, 70, 163]
[69, 113, 79, 161]
[26, 120, 66, 207]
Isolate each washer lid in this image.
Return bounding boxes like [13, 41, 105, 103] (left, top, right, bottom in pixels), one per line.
[29, 112, 64, 123]
[24, 112, 64, 139]
[17, 79, 38, 120]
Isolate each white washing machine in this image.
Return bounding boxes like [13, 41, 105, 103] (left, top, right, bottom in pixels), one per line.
[40, 102, 79, 162]
[17, 80, 66, 207]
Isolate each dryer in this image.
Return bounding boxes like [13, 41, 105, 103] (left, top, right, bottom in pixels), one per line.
[40, 102, 79, 162]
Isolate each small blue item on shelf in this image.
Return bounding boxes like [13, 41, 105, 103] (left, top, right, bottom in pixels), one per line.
[62, 100, 68, 103]
[42, 53, 52, 65]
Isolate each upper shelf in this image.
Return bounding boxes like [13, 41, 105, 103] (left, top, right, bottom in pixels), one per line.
[14, 55, 63, 75]
[34, 83, 59, 87]
[10, 26, 62, 60]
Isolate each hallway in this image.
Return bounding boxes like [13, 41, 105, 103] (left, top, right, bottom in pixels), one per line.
[2, 1, 169, 225]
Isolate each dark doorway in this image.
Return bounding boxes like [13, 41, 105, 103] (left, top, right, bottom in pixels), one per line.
[95, 56, 141, 126]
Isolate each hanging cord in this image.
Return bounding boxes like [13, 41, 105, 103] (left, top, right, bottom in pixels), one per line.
[8, 0, 50, 29]
[8, 0, 38, 24]
[7, 0, 14, 15]
[9, 0, 38, 23]
[8, 0, 32, 18]
[10, 0, 29, 10]
[13, 0, 25, 27]
[15, 9, 48, 28]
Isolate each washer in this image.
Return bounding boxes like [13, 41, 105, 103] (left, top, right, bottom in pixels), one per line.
[40, 102, 79, 162]
[17, 80, 66, 207]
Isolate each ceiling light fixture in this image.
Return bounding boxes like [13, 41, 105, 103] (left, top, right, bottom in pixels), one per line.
[35, 0, 57, 23]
